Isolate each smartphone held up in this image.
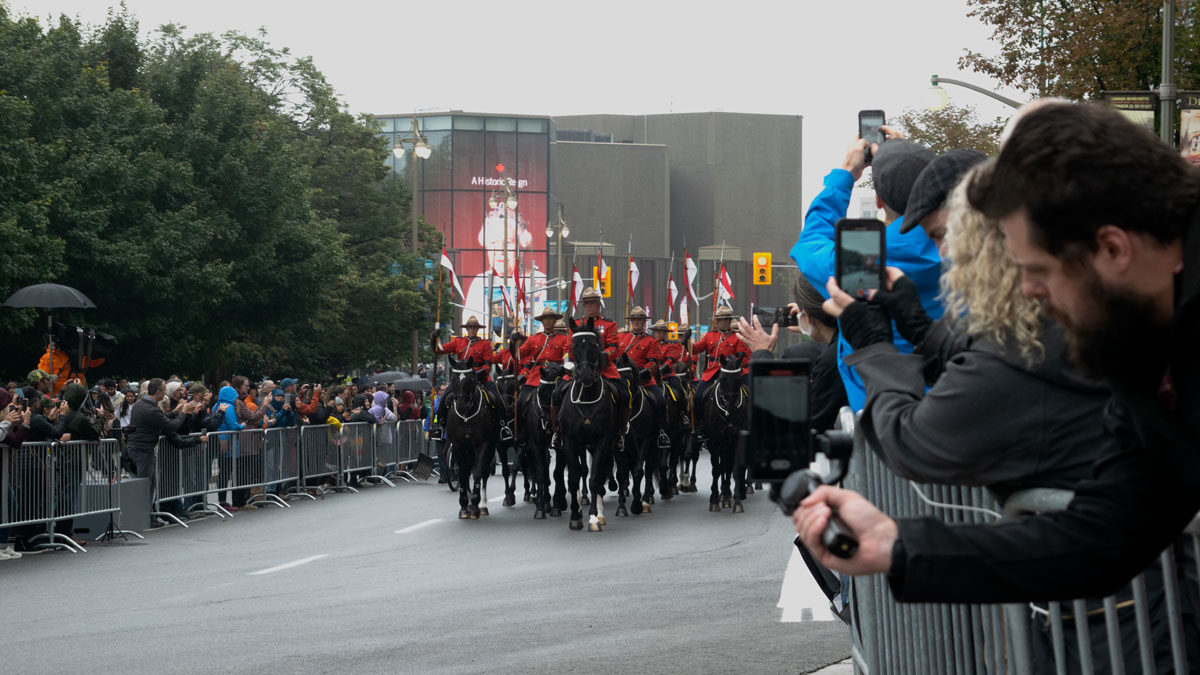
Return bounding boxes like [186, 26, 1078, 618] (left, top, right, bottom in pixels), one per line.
[858, 109, 885, 163]
[835, 218, 887, 299]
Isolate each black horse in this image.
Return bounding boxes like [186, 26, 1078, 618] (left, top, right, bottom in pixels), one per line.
[700, 355, 749, 513]
[556, 317, 619, 531]
[515, 361, 563, 520]
[657, 363, 692, 500]
[614, 354, 661, 517]
[493, 354, 522, 507]
[445, 356, 499, 520]
[673, 362, 701, 494]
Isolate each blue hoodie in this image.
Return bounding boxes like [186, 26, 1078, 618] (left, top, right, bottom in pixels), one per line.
[213, 386, 244, 432]
[789, 168, 944, 411]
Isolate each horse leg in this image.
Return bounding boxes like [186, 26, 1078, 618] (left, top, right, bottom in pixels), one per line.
[501, 442, 516, 507]
[615, 445, 629, 517]
[567, 446, 584, 531]
[457, 449, 472, 519]
[709, 444, 722, 512]
[720, 445, 733, 509]
[732, 453, 746, 513]
[532, 444, 548, 519]
[551, 447, 567, 516]
[580, 459, 591, 507]
[587, 449, 605, 532]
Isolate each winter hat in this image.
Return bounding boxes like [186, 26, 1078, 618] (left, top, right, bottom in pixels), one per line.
[62, 383, 88, 410]
[871, 139, 935, 214]
[279, 378, 298, 390]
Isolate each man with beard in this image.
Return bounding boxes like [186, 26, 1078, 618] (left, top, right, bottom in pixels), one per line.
[795, 102, 1200, 603]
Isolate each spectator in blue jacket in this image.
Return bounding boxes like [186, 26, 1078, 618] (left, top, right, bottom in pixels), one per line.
[790, 129, 942, 410]
[211, 385, 245, 511]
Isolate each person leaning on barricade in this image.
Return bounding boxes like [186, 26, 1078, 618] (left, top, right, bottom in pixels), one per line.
[737, 274, 846, 434]
[123, 378, 207, 515]
[795, 103, 1200, 607]
[819, 153, 1197, 671]
[0, 388, 31, 560]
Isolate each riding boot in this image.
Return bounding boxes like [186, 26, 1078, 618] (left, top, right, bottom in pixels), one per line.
[549, 403, 561, 449]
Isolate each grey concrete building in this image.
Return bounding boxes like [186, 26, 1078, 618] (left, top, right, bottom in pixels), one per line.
[551, 112, 804, 261]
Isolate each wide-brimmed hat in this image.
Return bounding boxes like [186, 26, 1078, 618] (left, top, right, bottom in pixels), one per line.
[678, 322, 691, 332]
[555, 318, 568, 331]
[534, 308, 563, 321]
[580, 287, 601, 302]
[461, 316, 483, 329]
[626, 306, 648, 319]
[649, 319, 670, 332]
[713, 306, 734, 319]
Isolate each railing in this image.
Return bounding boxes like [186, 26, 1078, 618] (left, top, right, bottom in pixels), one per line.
[839, 407, 1200, 674]
[1, 420, 431, 542]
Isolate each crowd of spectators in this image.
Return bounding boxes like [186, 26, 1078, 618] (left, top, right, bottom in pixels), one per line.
[771, 101, 1200, 672]
[0, 370, 432, 557]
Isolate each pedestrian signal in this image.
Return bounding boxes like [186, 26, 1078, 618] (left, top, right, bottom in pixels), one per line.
[753, 252, 772, 285]
[592, 266, 612, 297]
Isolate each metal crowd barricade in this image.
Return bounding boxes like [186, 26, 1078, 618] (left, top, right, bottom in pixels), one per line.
[373, 421, 403, 483]
[2, 442, 57, 544]
[299, 424, 355, 494]
[386, 420, 422, 483]
[1000, 490, 1200, 675]
[839, 407, 1014, 675]
[19, 440, 124, 553]
[253, 425, 306, 505]
[339, 422, 393, 487]
[152, 434, 213, 527]
[840, 406, 1200, 675]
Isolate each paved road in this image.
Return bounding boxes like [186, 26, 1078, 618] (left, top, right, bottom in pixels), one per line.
[3, 458, 850, 674]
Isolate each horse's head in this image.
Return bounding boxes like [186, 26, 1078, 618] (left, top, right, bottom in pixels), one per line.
[571, 316, 602, 386]
[450, 356, 479, 400]
[717, 355, 743, 389]
[539, 362, 565, 385]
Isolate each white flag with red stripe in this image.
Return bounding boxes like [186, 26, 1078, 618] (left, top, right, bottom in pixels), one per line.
[512, 262, 525, 316]
[679, 298, 689, 326]
[683, 249, 698, 304]
[717, 264, 735, 307]
[666, 274, 678, 322]
[571, 264, 584, 313]
[628, 256, 640, 298]
[440, 247, 464, 300]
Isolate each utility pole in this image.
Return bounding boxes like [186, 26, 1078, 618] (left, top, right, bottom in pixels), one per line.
[1160, 0, 1177, 145]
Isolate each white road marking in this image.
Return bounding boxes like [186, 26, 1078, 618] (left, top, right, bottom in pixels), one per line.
[248, 554, 328, 576]
[488, 496, 504, 503]
[395, 518, 443, 534]
[778, 547, 836, 622]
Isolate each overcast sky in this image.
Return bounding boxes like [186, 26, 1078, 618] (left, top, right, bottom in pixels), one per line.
[15, 0, 1024, 225]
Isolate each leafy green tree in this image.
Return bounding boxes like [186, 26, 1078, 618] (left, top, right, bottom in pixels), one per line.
[894, 103, 1006, 156]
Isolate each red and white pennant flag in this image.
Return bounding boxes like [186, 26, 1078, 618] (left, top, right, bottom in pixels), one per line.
[683, 249, 699, 304]
[440, 247, 464, 300]
[571, 264, 584, 313]
[666, 274, 678, 322]
[492, 267, 513, 315]
[717, 264, 735, 307]
[628, 256, 640, 298]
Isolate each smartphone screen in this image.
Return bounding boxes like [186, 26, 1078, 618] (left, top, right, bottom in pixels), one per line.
[836, 219, 886, 298]
[858, 110, 885, 146]
[747, 359, 811, 482]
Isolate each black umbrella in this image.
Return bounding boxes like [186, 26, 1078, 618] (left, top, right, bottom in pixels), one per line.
[2, 283, 96, 310]
[391, 377, 432, 393]
[357, 370, 409, 387]
[2, 283, 97, 378]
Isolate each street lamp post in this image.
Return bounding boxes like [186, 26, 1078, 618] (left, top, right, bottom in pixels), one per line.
[930, 74, 1023, 110]
[393, 115, 432, 375]
[489, 183, 519, 343]
[545, 203, 570, 310]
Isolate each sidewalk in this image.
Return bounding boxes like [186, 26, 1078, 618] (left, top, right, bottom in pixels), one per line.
[807, 658, 852, 674]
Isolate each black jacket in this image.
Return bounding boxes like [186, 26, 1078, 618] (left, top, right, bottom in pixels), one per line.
[750, 338, 847, 434]
[847, 318, 1109, 504]
[889, 214, 1200, 603]
[124, 396, 186, 450]
[26, 412, 68, 442]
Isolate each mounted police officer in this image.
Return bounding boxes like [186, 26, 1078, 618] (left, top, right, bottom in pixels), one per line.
[553, 286, 630, 448]
[690, 305, 750, 426]
[618, 307, 670, 448]
[517, 308, 569, 414]
[429, 316, 505, 440]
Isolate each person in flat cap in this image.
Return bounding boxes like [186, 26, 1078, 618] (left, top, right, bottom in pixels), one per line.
[789, 125, 945, 411]
[901, 149, 989, 253]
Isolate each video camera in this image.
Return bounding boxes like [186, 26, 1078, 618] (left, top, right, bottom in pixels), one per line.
[738, 359, 858, 559]
[52, 321, 118, 369]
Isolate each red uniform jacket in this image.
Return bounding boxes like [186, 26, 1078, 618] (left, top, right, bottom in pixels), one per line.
[652, 340, 684, 378]
[692, 330, 749, 382]
[518, 331, 570, 387]
[569, 317, 622, 379]
[491, 348, 521, 382]
[617, 331, 661, 385]
[435, 336, 494, 381]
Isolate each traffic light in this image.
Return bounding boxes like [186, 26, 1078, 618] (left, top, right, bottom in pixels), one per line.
[753, 252, 772, 285]
[592, 266, 612, 297]
[668, 321, 679, 341]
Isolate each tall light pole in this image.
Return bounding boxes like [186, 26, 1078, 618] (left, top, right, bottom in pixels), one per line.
[545, 203, 570, 311]
[393, 115, 432, 375]
[929, 74, 1023, 110]
[488, 183, 518, 342]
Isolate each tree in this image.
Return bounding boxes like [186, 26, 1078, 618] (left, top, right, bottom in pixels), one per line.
[893, 103, 1005, 156]
[961, 0, 1200, 100]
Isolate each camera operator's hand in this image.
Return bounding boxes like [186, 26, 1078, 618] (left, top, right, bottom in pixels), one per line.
[4, 407, 21, 425]
[785, 303, 805, 334]
[841, 138, 869, 181]
[21, 408, 31, 427]
[60, 432, 72, 442]
[795, 485, 897, 576]
[824, 278, 892, 349]
[870, 267, 931, 347]
[737, 315, 778, 353]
